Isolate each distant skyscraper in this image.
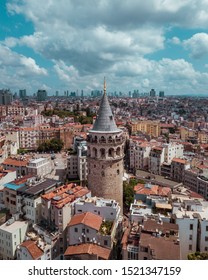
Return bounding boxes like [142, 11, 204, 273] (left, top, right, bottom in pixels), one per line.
[0, 89, 13, 105]
[36, 89, 47, 101]
[149, 89, 156, 97]
[19, 89, 27, 100]
[159, 91, 165, 97]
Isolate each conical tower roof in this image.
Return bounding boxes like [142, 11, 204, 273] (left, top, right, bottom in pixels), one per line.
[90, 79, 120, 132]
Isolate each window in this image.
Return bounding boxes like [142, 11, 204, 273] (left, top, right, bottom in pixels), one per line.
[190, 224, 193, 230]
[189, 245, 192, 250]
[104, 240, 108, 246]
[205, 236, 208, 242]
[189, 235, 192, 240]
[74, 228, 78, 232]
[206, 226, 208, 231]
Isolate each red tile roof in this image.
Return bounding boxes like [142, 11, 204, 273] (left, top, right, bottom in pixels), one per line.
[20, 240, 43, 260]
[42, 183, 90, 209]
[134, 183, 171, 197]
[172, 158, 187, 164]
[64, 243, 111, 260]
[140, 232, 180, 259]
[3, 158, 29, 167]
[68, 212, 102, 231]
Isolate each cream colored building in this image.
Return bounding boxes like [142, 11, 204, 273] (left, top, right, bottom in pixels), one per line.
[131, 120, 161, 137]
[27, 157, 52, 177]
[0, 219, 29, 260]
[198, 131, 208, 144]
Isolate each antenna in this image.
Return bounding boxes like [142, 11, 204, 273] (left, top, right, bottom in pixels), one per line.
[104, 77, 106, 95]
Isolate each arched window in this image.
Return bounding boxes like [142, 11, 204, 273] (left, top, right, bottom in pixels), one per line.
[87, 147, 91, 157]
[108, 148, 114, 157]
[116, 147, 121, 156]
[100, 136, 106, 143]
[92, 147, 97, 157]
[100, 148, 105, 158]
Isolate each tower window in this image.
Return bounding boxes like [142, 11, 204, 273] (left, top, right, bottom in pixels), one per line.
[101, 171, 105, 177]
[117, 169, 120, 175]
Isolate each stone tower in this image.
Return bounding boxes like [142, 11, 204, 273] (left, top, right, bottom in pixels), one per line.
[87, 78, 125, 212]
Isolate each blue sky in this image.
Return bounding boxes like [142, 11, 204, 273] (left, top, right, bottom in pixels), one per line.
[1, 0, 208, 96]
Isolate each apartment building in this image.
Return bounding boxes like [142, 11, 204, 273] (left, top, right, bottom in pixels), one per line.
[122, 219, 180, 260]
[2, 156, 30, 178]
[16, 178, 59, 223]
[22, 114, 44, 128]
[19, 126, 60, 150]
[74, 196, 121, 221]
[149, 146, 165, 175]
[27, 157, 52, 177]
[0, 218, 29, 260]
[67, 136, 88, 184]
[163, 143, 184, 164]
[129, 140, 151, 172]
[3, 176, 59, 222]
[172, 198, 208, 259]
[198, 131, 208, 144]
[171, 158, 190, 182]
[131, 120, 161, 138]
[40, 183, 91, 258]
[66, 211, 117, 251]
[180, 127, 197, 142]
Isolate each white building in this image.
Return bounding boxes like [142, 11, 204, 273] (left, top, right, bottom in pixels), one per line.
[67, 137, 88, 184]
[172, 198, 208, 259]
[0, 218, 29, 260]
[27, 157, 52, 177]
[67, 212, 116, 249]
[129, 140, 151, 172]
[149, 146, 165, 175]
[163, 143, 184, 164]
[74, 196, 121, 221]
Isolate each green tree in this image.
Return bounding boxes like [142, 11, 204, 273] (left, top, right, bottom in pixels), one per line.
[37, 138, 63, 153]
[188, 252, 208, 260]
[123, 178, 142, 210]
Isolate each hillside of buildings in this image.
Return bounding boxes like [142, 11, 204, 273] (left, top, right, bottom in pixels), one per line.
[0, 89, 208, 260]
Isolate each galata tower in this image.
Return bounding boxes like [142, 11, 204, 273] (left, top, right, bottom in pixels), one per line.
[87, 78, 125, 212]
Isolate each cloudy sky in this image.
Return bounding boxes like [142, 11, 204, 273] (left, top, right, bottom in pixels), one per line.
[1, 0, 208, 96]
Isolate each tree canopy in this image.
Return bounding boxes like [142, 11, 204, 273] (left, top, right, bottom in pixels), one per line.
[188, 252, 208, 260]
[37, 138, 64, 153]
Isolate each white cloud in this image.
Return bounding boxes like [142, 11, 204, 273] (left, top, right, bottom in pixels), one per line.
[3, 0, 208, 94]
[0, 44, 47, 90]
[169, 36, 181, 45]
[183, 33, 208, 58]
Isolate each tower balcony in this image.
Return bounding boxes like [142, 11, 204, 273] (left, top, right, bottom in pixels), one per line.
[88, 153, 124, 161]
[87, 135, 125, 146]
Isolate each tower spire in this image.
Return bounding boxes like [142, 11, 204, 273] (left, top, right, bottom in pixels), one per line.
[104, 77, 106, 95]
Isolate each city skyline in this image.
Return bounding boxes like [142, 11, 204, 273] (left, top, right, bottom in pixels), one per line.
[1, 0, 208, 96]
